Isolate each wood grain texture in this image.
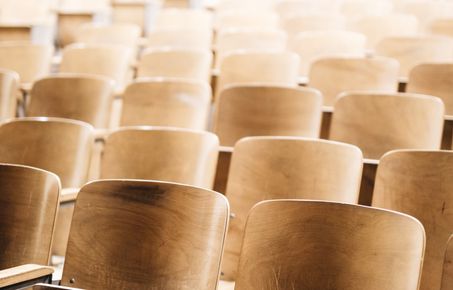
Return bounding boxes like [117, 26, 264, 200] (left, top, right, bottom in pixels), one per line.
[146, 28, 212, 50]
[375, 36, 453, 78]
[137, 48, 212, 82]
[407, 63, 453, 116]
[329, 92, 444, 159]
[75, 23, 141, 48]
[0, 117, 94, 188]
[441, 235, 453, 290]
[61, 179, 229, 290]
[28, 74, 115, 128]
[373, 150, 453, 290]
[101, 127, 219, 189]
[120, 78, 211, 130]
[0, 68, 18, 122]
[222, 137, 363, 280]
[235, 200, 425, 290]
[0, 164, 60, 268]
[308, 57, 399, 106]
[213, 85, 323, 146]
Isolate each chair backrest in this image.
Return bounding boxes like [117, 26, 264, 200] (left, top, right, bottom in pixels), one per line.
[213, 85, 323, 146]
[0, 117, 94, 188]
[101, 127, 219, 189]
[289, 30, 367, 77]
[0, 42, 53, 84]
[60, 43, 132, 89]
[61, 179, 228, 289]
[27, 74, 115, 128]
[146, 28, 212, 50]
[429, 18, 453, 38]
[341, 0, 394, 20]
[407, 63, 453, 116]
[75, 23, 141, 47]
[215, 11, 279, 31]
[234, 200, 425, 290]
[330, 92, 444, 159]
[373, 150, 453, 290]
[0, 68, 18, 121]
[222, 137, 363, 279]
[216, 51, 299, 96]
[401, 1, 453, 32]
[155, 8, 213, 30]
[308, 57, 399, 106]
[280, 13, 346, 37]
[120, 78, 211, 130]
[441, 235, 453, 290]
[274, 0, 340, 19]
[0, 164, 60, 268]
[375, 36, 453, 78]
[137, 48, 212, 82]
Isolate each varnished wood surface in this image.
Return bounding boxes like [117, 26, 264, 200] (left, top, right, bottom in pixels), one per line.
[280, 14, 346, 37]
[329, 92, 444, 159]
[146, 28, 213, 50]
[441, 235, 453, 290]
[120, 78, 211, 130]
[57, 13, 94, 47]
[214, 11, 278, 31]
[429, 18, 453, 38]
[407, 63, 453, 116]
[0, 68, 18, 122]
[28, 74, 115, 129]
[235, 200, 425, 290]
[155, 8, 212, 31]
[222, 137, 363, 280]
[0, 264, 53, 287]
[33, 283, 83, 290]
[0, 164, 60, 268]
[101, 127, 219, 189]
[308, 57, 399, 106]
[75, 23, 141, 48]
[0, 117, 94, 188]
[212, 85, 323, 146]
[61, 179, 229, 290]
[373, 150, 453, 290]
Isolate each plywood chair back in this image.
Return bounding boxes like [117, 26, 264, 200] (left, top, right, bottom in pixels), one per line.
[137, 48, 212, 82]
[155, 8, 213, 30]
[0, 42, 53, 84]
[429, 18, 453, 38]
[441, 235, 453, 290]
[330, 92, 444, 159]
[27, 74, 115, 128]
[373, 150, 453, 290]
[215, 11, 279, 31]
[74, 23, 141, 48]
[341, 0, 394, 20]
[400, 1, 453, 33]
[222, 137, 363, 279]
[289, 30, 367, 77]
[308, 57, 399, 106]
[59, 43, 132, 89]
[146, 28, 212, 50]
[61, 179, 228, 289]
[0, 68, 18, 121]
[234, 200, 425, 290]
[216, 51, 299, 97]
[0, 117, 94, 188]
[274, 0, 340, 19]
[213, 85, 323, 146]
[375, 36, 453, 78]
[0, 164, 60, 268]
[120, 78, 211, 130]
[101, 127, 219, 189]
[280, 13, 346, 37]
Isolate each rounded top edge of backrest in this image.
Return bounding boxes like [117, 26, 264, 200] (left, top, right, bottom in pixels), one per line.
[355, 13, 418, 22]
[218, 84, 322, 99]
[408, 62, 453, 79]
[0, 68, 20, 80]
[0, 117, 95, 132]
[125, 77, 211, 94]
[79, 22, 141, 32]
[0, 162, 61, 189]
[221, 50, 299, 62]
[33, 73, 116, 87]
[310, 55, 399, 68]
[293, 30, 366, 41]
[379, 149, 453, 167]
[63, 43, 132, 53]
[375, 35, 453, 50]
[141, 47, 212, 56]
[0, 41, 53, 50]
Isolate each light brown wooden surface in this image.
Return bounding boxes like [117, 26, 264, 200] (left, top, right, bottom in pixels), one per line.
[235, 200, 425, 290]
[212, 85, 323, 146]
[27, 74, 115, 128]
[0, 68, 18, 122]
[308, 57, 399, 106]
[375, 36, 453, 78]
[61, 179, 229, 289]
[441, 235, 453, 290]
[75, 23, 141, 48]
[155, 8, 213, 30]
[407, 63, 453, 116]
[111, 1, 148, 33]
[33, 283, 83, 290]
[120, 78, 211, 130]
[137, 48, 212, 82]
[57, 12, 94, 47]
[214, 11, 278, 31]
[0, 264, 53, 287]
[0, 164, 60, 268]
[373, 150, 453, 290]
[101, 127, 219, 189]
[146, 28, 213, 50]
[222, 137, 363, 280]
[0, 42, 53, 84]
[329, 92, 444, 159]
[281, 14, 346, 37]
[216, 51, 299, 97]
[429, 18, 453, 38]
[0, 26, 32, 42]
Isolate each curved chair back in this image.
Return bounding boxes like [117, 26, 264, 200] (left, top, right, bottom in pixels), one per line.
[0, 68, 18, 121]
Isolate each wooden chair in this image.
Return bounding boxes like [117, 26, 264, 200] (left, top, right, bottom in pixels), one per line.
[2, 179, 229, 290]
[340, 0, 394, 20]
[101, 127, 219, 189]
[372, 150, 453, 290]
[74, 23, 141, 48]
[111, 0, 152, 34]
[222, 137, 363, 279]
[375, 36, 453, 78]
[214, 11, 279, 31]
[212, 85, 323, 146]
[280, 13, 346, 38]
[0, 42, 53, 88]
[216, 51, 299, 97]
[234, 200, 425, 290]
[137, 48, 212, 82]
[120, 78, 211, 130]
[289, 30, 366, 78]
[27, 74, 115, 129]
[441, 235, 453, 290]
[146, 28, 212, 50]
[0, 69, 19, 122]
[400, 1, 453, 33]
[155, 8, 213, 30]
[308, 57, 399, 106]
[429, 18, 453, 38]
[274, 0, 340, 19]
[329, 92, 444, 159]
